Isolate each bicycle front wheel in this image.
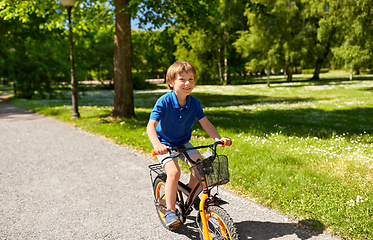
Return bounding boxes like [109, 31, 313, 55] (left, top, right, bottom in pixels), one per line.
[197, 205, 239, 240]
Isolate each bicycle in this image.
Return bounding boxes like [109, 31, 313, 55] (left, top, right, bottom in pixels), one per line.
[149, 140, 239, 240]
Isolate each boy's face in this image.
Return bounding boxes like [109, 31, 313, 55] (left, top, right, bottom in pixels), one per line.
[170, 71, 195, 98]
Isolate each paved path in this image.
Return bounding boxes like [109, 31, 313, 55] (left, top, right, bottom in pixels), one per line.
[0, 102, 341, 240]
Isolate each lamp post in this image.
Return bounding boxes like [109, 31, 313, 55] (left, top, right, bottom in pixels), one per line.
[61, 0, 79, 118]
[9, 48, 16, 95]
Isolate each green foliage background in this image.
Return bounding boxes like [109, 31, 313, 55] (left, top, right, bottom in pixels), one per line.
[1, 0, 372, 98]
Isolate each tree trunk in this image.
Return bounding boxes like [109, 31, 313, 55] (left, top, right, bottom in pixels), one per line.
[287, 64, 293, 82]
[224, 48, 228, 84]
[112, 0, 135, 119]
[284, 62, 293, 82]
[312, 58, 323, 80]
[223, 30, 229, 85]
[311, 40, 331, 80]
[266, 67, 270, 88]
[218, 47, 223, 82]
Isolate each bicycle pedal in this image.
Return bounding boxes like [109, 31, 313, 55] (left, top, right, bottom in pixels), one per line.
[167, 220, 182, 229]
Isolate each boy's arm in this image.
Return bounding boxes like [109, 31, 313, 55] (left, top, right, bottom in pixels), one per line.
[199, 117, 221, 141]
[199, 117, 232, 146]
[147, 119, 168, 155]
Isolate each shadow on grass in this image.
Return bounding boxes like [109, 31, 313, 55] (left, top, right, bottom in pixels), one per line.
[306, 75, 373, 83]
[133, 91, 373, 141]
[273, 78, 372, 89]
[193, 92, 315, 108]
[133, 91, 317, 109]
[231, 74, 373, 85]
[235, 219, 326, 240]
[204, 107, 373, 140]
[360, 87, 373, 91]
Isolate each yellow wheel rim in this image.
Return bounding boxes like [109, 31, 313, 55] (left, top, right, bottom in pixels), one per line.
[205, 212, 232, 239]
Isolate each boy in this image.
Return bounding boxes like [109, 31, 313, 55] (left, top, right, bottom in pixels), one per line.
[147, 61, 231, 227]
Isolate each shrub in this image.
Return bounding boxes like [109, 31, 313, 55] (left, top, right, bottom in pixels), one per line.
[302, 68, 330, 74]
[132, 74, 152, 90]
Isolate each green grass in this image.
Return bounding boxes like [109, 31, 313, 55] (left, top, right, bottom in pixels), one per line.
[10, 71, 373, 240]
[0, 85, 13, 93]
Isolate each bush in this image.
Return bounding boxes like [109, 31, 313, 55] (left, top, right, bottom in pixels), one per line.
[302, 68, 330, 74]
[132, 74, 152, 90]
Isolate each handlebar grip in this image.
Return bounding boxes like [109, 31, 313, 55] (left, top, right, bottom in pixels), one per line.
[152, 150, 158, 156]
[221, 138, 232, 147]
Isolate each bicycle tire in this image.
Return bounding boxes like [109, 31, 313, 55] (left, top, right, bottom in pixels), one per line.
[197, 205, 239, 240]
[153, 176, 184, 229]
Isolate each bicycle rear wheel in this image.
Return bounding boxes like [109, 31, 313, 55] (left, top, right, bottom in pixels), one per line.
[197, 205, 239, 240]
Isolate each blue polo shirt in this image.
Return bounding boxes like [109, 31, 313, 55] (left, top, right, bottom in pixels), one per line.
[149, 91, 206, 147]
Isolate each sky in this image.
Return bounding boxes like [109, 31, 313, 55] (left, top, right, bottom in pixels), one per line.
[131, 18, 165, 30]
[131, 18, 151, 30]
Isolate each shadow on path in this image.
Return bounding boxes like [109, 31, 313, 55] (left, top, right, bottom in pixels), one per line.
[0, 102, 38, 120]
[156, 216, 326, 240]
[172, 216, 201, 240]
[236, 220, 325, 240]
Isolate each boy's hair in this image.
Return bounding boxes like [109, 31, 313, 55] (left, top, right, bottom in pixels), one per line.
[166, 61, 196, 90]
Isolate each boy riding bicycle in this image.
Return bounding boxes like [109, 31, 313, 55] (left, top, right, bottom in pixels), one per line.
[147, 61, 231, 228]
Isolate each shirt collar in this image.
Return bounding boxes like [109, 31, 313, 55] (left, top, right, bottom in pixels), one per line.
[171, 91, 191, 109]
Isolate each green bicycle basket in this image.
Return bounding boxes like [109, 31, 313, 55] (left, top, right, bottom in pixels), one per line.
[191, 155, 229, 188]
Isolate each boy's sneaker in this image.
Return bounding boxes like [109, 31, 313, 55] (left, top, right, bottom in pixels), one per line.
[164, 210, 179, 227]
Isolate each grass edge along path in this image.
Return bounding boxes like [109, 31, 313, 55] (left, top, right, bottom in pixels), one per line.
[10, 76, 373, 240]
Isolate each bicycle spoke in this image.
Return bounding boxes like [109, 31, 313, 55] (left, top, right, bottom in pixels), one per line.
[198, 206, 239, 240]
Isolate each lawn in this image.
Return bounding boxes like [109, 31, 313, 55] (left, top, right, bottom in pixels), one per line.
[10, 71, 373, 239]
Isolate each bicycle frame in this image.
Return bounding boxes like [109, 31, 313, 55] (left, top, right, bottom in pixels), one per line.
[184, 147, 216, 240]
[150, 141, 229, 240]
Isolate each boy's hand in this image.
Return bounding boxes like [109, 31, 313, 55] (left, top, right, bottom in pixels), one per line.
[219, 137, 232, 147]
[153, 143, 168, 155]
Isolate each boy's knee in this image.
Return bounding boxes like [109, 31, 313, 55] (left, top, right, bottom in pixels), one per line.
[170, 169, 181, 179]
[167, 168, 181, 180]
[164, 160, 181, 180]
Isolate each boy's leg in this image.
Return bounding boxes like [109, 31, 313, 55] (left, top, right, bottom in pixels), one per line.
[164, 159, 181, 211]
[187, 152, 203, 210]
[187, 152, 204, 189]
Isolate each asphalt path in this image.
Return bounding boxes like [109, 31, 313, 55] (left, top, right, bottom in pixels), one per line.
[0, 102, 341, 240]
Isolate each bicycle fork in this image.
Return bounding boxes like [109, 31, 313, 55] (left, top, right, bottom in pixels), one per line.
[199, 192, 218, 240]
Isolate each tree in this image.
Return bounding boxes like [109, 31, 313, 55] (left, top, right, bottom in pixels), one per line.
[174, 27, 219, 84]
[2, 0, 242, 117]
[306, 0, 373, 80]
[74, 13, 115, 84]
[0, 9, 68, 99]
[234, 0, 306, 83]
[111, 0, 135, 118]
[330, 0, 373, 79]
[111, 0, 221, 117]
[172, 0, 248, 85]
[305, 0, 342, 80]
[1, 0, 136, 117]
[132, 29, 176, 79]
[214, 0, 249, 84]
[0, 0, 113, 99]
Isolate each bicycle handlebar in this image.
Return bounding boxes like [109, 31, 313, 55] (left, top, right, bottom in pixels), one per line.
[152, 139, 231, 157]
